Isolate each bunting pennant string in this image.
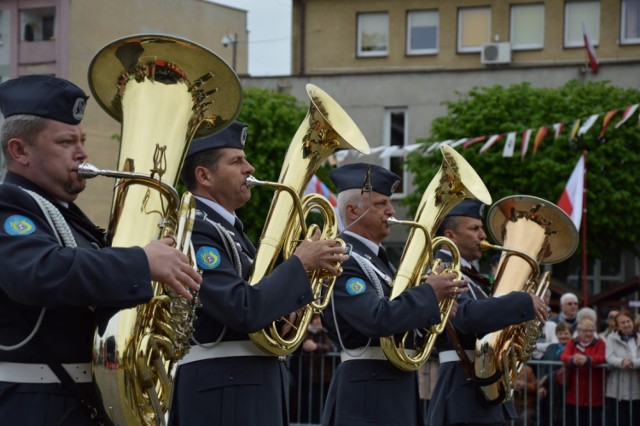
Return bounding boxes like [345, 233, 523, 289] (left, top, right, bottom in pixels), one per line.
[332, 101, 640, 165]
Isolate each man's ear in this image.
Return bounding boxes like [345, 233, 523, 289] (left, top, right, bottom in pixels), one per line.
[443, 229, 456, 241]
[6, 138, 30, 166]
[194, 165, 212, 188]
[345, 204, 359, 221]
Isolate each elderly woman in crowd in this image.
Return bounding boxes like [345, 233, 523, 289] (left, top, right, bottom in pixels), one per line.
[605, 310, 640, 426]
[561, 317, 606, 426]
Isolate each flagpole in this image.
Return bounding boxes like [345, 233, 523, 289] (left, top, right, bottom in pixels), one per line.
[581, 150, 588, 307]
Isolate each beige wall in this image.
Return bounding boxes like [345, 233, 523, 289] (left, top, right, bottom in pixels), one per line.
[62, 0, 247, 225]
[292, 0, 640, 75]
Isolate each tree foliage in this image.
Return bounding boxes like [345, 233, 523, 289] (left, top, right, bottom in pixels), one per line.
[405, 80, 640, 260]
[236, 87, 310, 242]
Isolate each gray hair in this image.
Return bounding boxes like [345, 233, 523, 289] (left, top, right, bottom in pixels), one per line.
[560, 292, 578, 305]
[576, 307, 597, 323]
[336, 188, 367, 226]
[1, 115, 47, 167]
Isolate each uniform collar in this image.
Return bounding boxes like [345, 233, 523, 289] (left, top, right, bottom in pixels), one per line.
[195, 195, 237, 228]
[343, 230, 384, 256]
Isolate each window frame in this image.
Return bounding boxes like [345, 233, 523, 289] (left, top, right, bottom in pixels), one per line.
[457, 6, 492, 53]
[563, 1, 600, 48]
[357, 12, 389, 58]
[406, 9, 439, 56]
[383, 107, 408, 199]
[621, 0, 640, 44]
[510, 3, 545, 50]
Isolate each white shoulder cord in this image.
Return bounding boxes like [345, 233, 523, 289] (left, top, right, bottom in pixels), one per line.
[332, 251, 386, 357]
[0, 188, 77, 351]
[189, 212, 246, 348]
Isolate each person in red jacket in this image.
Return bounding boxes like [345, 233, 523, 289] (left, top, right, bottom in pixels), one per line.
[560, 317, 607, 426]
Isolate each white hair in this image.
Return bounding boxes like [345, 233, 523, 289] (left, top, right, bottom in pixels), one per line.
[560, 292, 578, 305]
[577, 307, 597, 323]
[336, 188, 366, 226]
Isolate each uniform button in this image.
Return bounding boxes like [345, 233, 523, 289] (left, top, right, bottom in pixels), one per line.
[371, 372, 377, 377]
[130, 284, 139, 295]
[228, 375, 234, 381]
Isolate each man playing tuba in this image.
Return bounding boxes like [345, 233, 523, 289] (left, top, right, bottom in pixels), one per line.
[427, 199, 547, 426]
[169, 122, 347, 426]
[321, 163, 466, 426]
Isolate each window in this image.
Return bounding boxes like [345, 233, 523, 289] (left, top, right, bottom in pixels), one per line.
[564, 1, 600, 48]
[357, 12, 388, 57]
[20, 7, 56, 42]
[621, 0, 640, 44]
[383, 108, 407, 196]
[457, 7, 491, 53]
[407, 10, 439, 55]
[510, 4, 544, 50]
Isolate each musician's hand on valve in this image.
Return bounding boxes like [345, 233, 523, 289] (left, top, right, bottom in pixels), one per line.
[424, 272, 468, 302]
[143, 237, 202, 300]
[293, 229, 349, 276]
[529, 294, 548, 323]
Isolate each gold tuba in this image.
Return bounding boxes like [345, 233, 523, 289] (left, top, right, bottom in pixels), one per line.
[81, 34, 242, 425]
[474, 195, 578, 404]
[380, 145, 492, 371]
[246, 83, 370, 356]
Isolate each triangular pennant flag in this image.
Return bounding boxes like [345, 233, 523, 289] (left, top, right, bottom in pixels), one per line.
[599, 109, 619, 140]
[502, 132, 516, 157]
[614, 104, 639, 129]
[577, 114, 599, 137]
[569, 119, 581, 143]
[463, 135, 487, 149]
[305, 174, 342, 231]
[450, 138, 468, 149]
[479, 134, 503, 154]
[532, 127, 548, 154]
[557, 156, 585, 231]
[521, 129, 532, 161]
[552, 122, 565, 140]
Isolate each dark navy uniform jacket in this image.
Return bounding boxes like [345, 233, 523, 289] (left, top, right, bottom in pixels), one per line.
[321, 232, 441, 426]
[0, 172, 153, 425]
[426, 250, 536, 426]
[169, 197, 314, 426]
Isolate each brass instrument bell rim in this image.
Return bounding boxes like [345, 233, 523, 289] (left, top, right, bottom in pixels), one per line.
[87, 33, 243, 138]
[486, 194, 579, 264]
[439, 145, 492, 205]
[305, 83, 371, 155]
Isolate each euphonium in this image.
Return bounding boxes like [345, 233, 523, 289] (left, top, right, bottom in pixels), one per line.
[474, 195, 578, 404]
[380, 145, 492, 371]
[81, 34, 242, 425]
[247, 83, 370, 356]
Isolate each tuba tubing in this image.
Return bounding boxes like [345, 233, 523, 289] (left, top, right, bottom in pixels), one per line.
[474, 195, 579, 404]
[247, 84, 370, 356]
[86, 34, 242, 425]
[379, 145, 492, 371]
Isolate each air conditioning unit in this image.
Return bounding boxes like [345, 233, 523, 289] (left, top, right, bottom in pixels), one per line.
[481, 42, 511, 65]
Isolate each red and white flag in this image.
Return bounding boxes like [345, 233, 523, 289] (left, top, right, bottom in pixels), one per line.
[304, 174, 343, 231]
[557, 155, 585, 231]
[582, 22, 599, 74]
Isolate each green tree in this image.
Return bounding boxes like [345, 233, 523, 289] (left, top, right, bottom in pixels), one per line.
[236, 87, 313, 242]
[405, 80, 640, 260]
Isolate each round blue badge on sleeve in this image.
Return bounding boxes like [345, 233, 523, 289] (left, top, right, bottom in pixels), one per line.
[4, 215, 36, 236]
[346, 277, 366, 296]
[196, 246, 221, 270]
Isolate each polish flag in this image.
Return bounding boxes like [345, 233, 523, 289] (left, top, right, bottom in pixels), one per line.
[583, 22, 599, 74]
[557, 155, 585, 231]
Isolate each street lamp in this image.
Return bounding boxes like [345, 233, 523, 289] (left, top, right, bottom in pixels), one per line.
[221, 33, 237, 71]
